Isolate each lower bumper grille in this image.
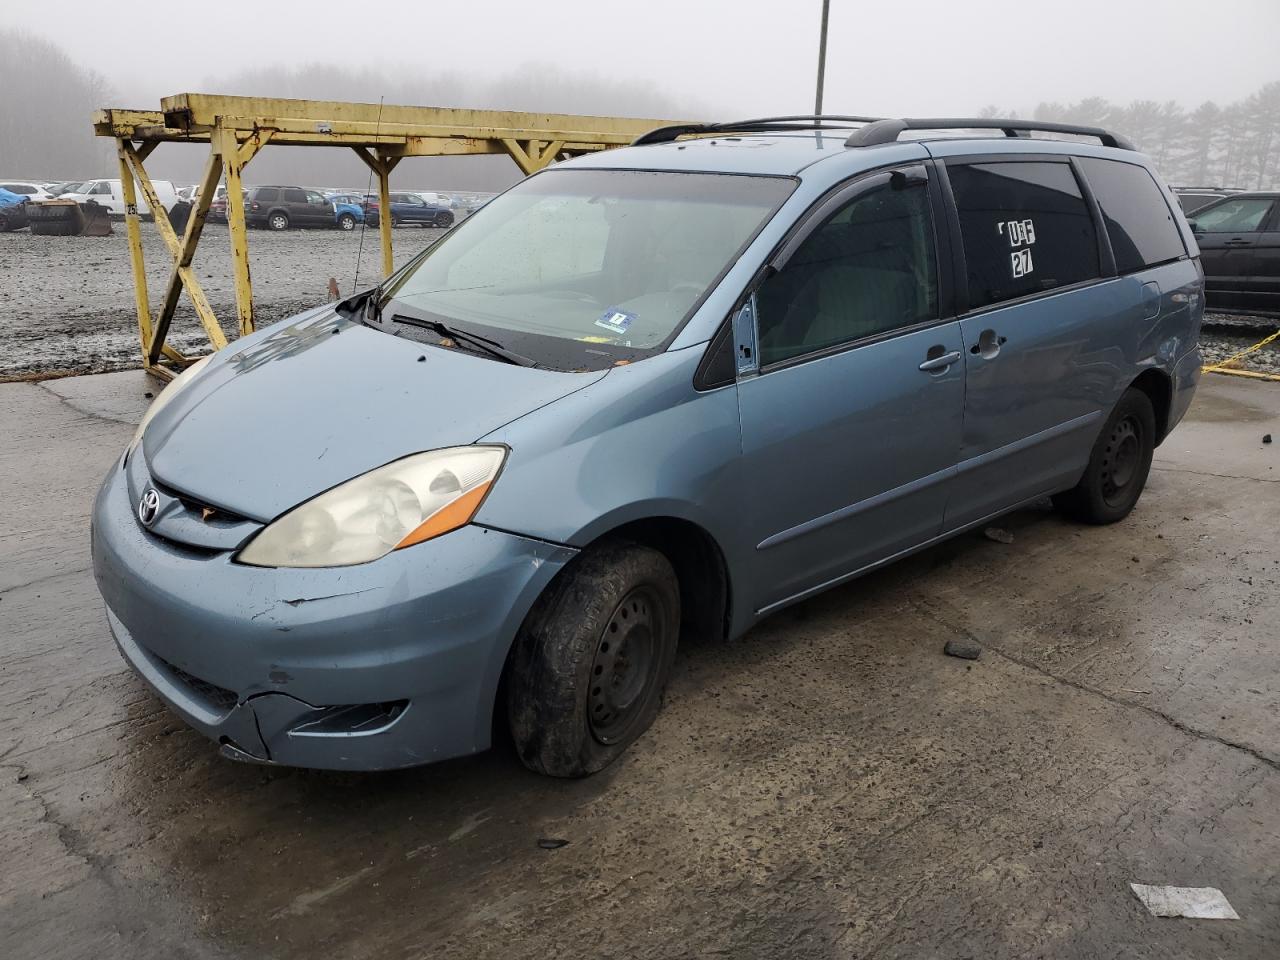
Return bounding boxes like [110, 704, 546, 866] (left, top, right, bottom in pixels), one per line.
[155, 655, 239, 712]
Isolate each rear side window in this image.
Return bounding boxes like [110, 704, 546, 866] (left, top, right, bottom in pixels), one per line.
[1079, 158, 1185, 274]
[255, 187, 279, 202]
[948, 161, 1099, 310]
[282, 188, 307, 203]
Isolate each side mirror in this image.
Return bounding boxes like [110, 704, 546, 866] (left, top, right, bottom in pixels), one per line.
[1188, 219, 1200, 234]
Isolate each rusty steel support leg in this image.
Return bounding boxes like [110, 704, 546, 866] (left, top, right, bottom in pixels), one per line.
[217, 122, 255, 337]
[116, 139, 158, 367]
[120, 142, 226, 355]
[149, 147, 224, 364]
[353, 146, 401, 278]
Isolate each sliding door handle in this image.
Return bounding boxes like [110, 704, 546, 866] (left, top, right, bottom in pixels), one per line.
[918, 350, 962, 372]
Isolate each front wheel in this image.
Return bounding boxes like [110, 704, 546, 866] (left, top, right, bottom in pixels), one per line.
[337, 212, 356, 231]
[1053, 387, 1156, 524]
[506, 541, 680, 777]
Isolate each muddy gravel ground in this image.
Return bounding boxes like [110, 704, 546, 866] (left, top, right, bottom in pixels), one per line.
[2, 371, 1279, 959]
[2, 224, 1277, 379]
[0, 223, 447, 379]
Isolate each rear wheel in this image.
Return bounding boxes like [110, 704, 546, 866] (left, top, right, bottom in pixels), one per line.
[506, 540, 680, 777]
[1053, 387, 1155, 524]
[268, 211, 289, 231]
[434, 210, 455, 228]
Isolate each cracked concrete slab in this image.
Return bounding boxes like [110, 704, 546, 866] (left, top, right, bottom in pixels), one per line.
[0, 372, 1277, 959]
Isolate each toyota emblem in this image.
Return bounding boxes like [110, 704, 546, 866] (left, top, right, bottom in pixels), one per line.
[138, 488, 160, 526]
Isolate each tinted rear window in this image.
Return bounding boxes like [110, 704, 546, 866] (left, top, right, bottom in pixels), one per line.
[948, 161, 1100, 310]
[1080, 158, 1186, 274]
[255, 187, 279, 202]
[282, 188, 307, 203]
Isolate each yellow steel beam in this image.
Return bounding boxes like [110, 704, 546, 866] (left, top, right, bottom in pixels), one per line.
[215, 122, 255, 337]
[161, 94, 670, 140]
[120, 142, 227, 352]
[94, 94, 685, 371]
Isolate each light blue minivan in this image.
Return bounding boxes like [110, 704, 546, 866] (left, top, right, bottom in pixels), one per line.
[92, 116, 1203, 777]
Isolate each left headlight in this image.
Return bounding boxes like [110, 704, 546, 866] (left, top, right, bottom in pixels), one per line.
[236, 446, 507, 568]
[129, 354, 213, 456]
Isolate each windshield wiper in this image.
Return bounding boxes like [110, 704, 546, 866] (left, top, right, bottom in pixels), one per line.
[391, 313, 535, 367]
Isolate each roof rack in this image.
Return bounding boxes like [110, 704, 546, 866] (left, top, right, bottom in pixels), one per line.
[632, 115, 883, 146]
[845, 118, 1135, 151]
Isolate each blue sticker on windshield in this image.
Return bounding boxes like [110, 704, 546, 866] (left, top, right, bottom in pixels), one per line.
[594, 308, 636, 335]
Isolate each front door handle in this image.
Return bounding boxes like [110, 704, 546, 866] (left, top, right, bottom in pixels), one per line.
[918, 349, 962, 372]
[1224, 238, 1252, 246]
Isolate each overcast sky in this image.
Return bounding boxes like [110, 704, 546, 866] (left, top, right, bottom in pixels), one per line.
[9, 0, 1279, 117]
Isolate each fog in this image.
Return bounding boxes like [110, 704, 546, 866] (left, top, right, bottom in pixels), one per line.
[2, 0, 1278, 190]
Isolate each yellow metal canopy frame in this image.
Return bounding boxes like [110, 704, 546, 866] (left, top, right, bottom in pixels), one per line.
[93, 93, 678, 378]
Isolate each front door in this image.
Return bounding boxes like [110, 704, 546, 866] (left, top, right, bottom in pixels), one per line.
[736, 166, 965, 613]
[1190, 195, 1275, 311]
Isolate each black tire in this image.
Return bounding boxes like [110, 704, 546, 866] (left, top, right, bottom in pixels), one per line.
[267, 211, 289, 231]
[506, 540, 680, 778]
[434, 211, 455, 228]
[1053, 387, 1156, 524]
[337, 213, 356, 231]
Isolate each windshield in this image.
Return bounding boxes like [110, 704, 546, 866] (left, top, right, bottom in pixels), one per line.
[379, 169, 795, 369]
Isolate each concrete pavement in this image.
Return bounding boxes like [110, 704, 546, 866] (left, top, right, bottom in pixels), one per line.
[1, 371, 1277, 959]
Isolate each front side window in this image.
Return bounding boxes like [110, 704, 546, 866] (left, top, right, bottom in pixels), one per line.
[381, 169, 794, 370]
[756, 178, 938, 367]
[949, 160, 1099, 310]
[1079, 158, 1185, 273]
[90, 182, 110, 195]
[1190, 197, 1275, 233]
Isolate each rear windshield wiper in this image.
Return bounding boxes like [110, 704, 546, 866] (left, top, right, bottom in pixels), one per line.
[391, 313, 535, 367]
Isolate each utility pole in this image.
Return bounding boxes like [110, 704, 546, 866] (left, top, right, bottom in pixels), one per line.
[814, 0, 831, 116]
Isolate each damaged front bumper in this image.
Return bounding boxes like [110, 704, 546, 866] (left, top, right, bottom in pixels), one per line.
[91, 455, 576, 770]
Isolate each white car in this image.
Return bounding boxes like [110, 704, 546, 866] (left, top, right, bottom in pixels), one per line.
[61, 178, 180, 218]
[0, 180, 55, 201]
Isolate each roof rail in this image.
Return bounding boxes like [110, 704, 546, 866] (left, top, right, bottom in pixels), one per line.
[632, 115, 883, 146]
[845, 118, 1136, 151]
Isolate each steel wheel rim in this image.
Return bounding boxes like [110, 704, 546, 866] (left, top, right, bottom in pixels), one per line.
[1101, 415, 1142, 505]
[588, 587, 664, 745]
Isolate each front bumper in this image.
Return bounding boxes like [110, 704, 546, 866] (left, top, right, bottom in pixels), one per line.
[91, 455, 575, 770]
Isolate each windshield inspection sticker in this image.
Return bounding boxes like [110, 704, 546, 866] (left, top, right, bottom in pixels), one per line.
[595, 309, 636, 335]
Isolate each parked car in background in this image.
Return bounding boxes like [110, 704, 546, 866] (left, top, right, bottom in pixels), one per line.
[331, 198, 364, 231]
[0, 187, 30, 231]
[60, 178, 179, 219]
[1173, 186, 1242, 215]
[94, 116, 1202, 777]
[245, 186, 339, 230]
[363, 191, 454, 228]
[43, 181, 86, 197]
[1187, 191, 1279, 314]
[0, 180, 55, 201]
[206, 185, 233, 222]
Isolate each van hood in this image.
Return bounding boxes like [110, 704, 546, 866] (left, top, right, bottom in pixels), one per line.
[144, 310, 606, 521]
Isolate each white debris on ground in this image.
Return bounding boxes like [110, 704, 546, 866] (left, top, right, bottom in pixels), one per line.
[1129, 883, 1241, 920]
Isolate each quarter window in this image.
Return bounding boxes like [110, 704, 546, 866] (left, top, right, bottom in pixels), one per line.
[1078, 158, 1185, 273]
[756, 178, 938, 366]
[1190, 197, 1275, 233]
[948, 161, 1099, 310]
